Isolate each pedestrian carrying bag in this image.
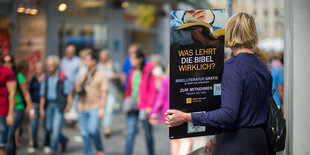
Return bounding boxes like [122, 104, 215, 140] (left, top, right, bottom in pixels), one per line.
[122, 97, 138, 113]
[265, 89, 286, 153]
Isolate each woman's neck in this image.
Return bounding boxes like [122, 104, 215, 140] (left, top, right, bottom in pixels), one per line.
[233, 48, 254, 56]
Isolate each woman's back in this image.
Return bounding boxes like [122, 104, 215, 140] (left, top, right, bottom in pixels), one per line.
[225, 53, 272, 129]
[190, 52, 272, 129]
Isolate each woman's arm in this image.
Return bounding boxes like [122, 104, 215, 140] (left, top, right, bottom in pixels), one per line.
[98, 74, 108, 119]
[146, 73, 157, 111]
[191, 63, 243, 128]
[39, 78, 46, 118]
[19, 81, 35, 119]
[6, 81, 16, 126]
[150, 78, 168, 117]
[166, 62, 243, 128]
[98, 91, 107, 119]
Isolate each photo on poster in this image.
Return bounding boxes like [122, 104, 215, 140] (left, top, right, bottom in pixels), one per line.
[169, 9, 225, 139]
[187, 122, 206, 134]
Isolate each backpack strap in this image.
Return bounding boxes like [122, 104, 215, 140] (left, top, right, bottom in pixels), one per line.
[271, 88, 276, 96]
[45, 73, 48, 102]
[59, 71, 66, 82]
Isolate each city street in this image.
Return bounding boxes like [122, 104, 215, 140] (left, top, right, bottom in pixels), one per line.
[17, 111, 170, 155]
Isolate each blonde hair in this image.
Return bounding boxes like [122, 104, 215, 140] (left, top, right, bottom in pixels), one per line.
[99, 49, 110, 59]
[79, 48, 92, 58]
[225, 12, 258, 50]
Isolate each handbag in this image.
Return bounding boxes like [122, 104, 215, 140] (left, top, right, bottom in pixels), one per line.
[122, 97, 138, 113]
[265, 89, 286, 153]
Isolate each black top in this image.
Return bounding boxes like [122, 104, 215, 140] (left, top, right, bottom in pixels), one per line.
[29, 75, 41, 103]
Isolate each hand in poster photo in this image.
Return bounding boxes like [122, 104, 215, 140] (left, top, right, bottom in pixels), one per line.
[186, 10, 215, 24]
[192, 27, 221, 46]
[170, 9, 225, 46]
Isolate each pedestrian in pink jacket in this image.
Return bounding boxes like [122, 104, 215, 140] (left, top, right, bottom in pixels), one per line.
[149, 67, 192, 155]
[125, 61, 157, 111]
[124, 49, 156, 155]
[149, 76, 169, 122]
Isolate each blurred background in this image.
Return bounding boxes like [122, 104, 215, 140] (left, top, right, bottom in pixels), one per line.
[0, 0, 284, 70]
[0, 0, 309, 155]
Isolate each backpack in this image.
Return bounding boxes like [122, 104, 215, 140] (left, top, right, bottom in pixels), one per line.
[265, 89, 286, 153]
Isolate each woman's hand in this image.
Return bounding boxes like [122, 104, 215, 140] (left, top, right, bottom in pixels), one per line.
[149, 118, 158, 126]
[64, 105, 71, 113]
[192, 27, 220, 46]
[26, 105, 35, 119]
[40, 108, 45, 118]
[165, 109, 191, 127]
[203, 136, 216, 153]
[28, 109, 36, 119]
[145, 107, 152, 114]
[98, 108, 104, 119]
[6, 114, 14, 126]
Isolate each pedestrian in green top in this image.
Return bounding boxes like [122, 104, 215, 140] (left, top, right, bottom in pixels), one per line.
[2, 55, 35, 155]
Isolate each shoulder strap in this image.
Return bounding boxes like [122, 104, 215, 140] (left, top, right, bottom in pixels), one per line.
[82, 69, 97, 85]
[271, 88, 276, 95]
[45, 73, 48, 99]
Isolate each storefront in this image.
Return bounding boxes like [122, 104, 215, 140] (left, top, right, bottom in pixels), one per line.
[0, 0, 16, 56]
[5, 0, 203, 68]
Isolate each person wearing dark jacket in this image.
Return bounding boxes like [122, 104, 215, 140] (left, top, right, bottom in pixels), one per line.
[165, 12, 272, 155]
[39, 56, 72, 155]
[27, 62, 45, 153]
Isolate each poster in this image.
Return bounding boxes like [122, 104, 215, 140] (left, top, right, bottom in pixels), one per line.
[169, 9, 225, 139]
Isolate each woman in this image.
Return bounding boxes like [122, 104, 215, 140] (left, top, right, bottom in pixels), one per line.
[124, 49, 156, 155]
[27, 62, 45, 153]
[2, 55, 35, 155]
[149, 65, 192, 155]
[97, 50, 119, 137]
[150, 55, 164, 91]
[165, 12, 272, 155]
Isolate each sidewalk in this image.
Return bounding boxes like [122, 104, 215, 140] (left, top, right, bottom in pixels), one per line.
[17, 111, 170, 155]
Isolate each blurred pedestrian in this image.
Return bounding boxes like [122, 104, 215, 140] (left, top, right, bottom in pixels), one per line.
[79, 48, 92, 76]
[60, 44, 80, 123]
[60, 44, 80, 87]
[0, 57, 16, 155]
[165, 13, 272, 155]
[269, 55, 284, 109]
[149, 65, 192, 155]
[75, 52, 107, 155]
[27, 62, 45, 153]
[150, 55, 164, 90]
[65, 48, 91, 124]
[2, 56, 35, 155]
[124, 49, 156, 155]
[97, 50, 119, 137]
[121, 43, 140, 87]
[39, 56, 72, 155]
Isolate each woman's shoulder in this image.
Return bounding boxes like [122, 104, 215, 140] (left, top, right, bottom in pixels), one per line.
[17, 73, 26, 83]
[225, 53, 260, 71]
[224, 56, 241, 70]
